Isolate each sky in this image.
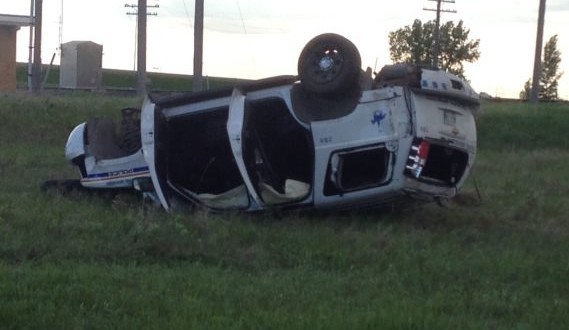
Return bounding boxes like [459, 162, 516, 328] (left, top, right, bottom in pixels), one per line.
[2, 0, 568, 99]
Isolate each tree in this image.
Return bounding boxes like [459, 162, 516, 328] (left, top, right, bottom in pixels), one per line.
[520, 35, 563, 101]
[388, 19, 480, 79]
[541, 34, 563, 100]
[519, 79, 532, 100]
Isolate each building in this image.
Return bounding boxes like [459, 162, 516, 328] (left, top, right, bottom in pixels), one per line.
[59, 41, 103, 89]
[0, 14, 34, 91]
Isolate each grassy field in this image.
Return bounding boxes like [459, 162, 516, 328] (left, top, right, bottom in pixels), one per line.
[15, 63, 249, 92]
[1, 93, 568, 329]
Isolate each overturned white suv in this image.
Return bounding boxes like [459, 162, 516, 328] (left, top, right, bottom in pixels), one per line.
[62, 33, 479, 212]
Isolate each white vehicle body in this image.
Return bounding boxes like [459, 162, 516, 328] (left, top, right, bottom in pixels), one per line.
[62, 34, 479, 213]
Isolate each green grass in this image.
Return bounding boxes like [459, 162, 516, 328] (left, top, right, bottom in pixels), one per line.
[16, 63, 250, 91]
[1, 95, 569, 329]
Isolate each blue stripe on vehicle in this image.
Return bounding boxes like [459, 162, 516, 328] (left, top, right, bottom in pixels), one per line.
[83, 166, 150, 181]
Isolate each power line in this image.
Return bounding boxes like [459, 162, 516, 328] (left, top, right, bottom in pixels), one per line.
[235, 0, 248, 36]
[423, 0, 456, 68]
[181, 0, 193, 28]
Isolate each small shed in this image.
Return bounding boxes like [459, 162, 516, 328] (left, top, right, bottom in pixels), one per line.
[0, 14, 34, 91]
[60, 41, 103, 89]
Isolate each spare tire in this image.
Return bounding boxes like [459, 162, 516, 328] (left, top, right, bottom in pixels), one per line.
[298, 33, 361, 95]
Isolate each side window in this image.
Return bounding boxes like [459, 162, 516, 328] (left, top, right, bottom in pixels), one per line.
[324, 144, 393, 196]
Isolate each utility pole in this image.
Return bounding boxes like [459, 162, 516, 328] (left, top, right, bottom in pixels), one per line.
[31, 0, 43, 94]
[137, 0, 147, 96]
[530, 0, 547, 103]
[126, 1, 159, 96]
[58, 0, 63, 51]
[27, 0, 34, 92]
[193, 0, 204, 92]
[423, 0, 456, 68]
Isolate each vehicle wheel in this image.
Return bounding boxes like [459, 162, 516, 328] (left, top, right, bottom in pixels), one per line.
[298, 33, 361, 95]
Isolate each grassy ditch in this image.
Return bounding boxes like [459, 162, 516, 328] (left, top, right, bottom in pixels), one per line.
[1, 94, 568, 329]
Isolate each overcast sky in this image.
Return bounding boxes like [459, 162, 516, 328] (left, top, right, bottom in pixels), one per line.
[2, 0, 568, 99]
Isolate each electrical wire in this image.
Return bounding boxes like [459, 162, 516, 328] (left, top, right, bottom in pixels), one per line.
[234, 0, 257, 76]
[181, 0, 193, 29]
[235, 0, 248, 35]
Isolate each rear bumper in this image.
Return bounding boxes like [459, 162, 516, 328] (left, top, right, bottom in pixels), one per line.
[403, 177, 459, 200]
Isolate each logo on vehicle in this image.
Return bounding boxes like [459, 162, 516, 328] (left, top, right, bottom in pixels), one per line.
[371, 111, 387, 127]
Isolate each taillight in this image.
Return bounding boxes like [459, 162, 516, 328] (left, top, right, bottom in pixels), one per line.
[405, 139, 430, 178]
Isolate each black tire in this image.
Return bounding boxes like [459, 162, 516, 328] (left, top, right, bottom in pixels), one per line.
[298, 33, 361, 95]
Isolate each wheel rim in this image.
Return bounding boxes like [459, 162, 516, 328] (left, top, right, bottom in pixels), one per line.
[318, 54, 335, 71]
[309, 46, 344, 84]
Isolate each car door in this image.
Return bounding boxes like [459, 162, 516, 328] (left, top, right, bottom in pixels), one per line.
[228, 88, 314, 208]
